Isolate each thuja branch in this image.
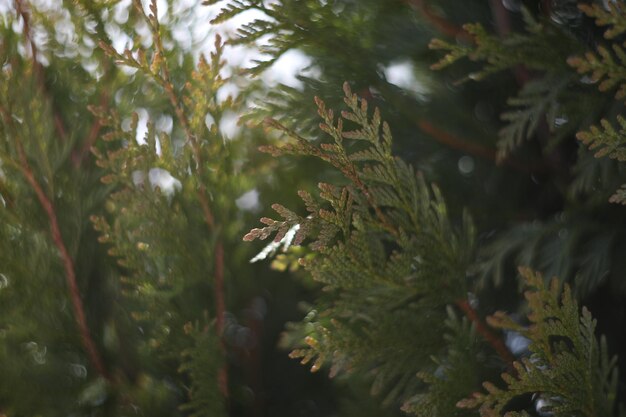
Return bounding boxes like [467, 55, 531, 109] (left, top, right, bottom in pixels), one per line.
[128, 0, 215, 230]
[12, 134, 110, 382]
[128, 0, 226, 395]
[263, 116, 399, 238]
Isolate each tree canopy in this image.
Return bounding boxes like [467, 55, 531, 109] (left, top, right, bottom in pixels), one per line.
[2, 1, 626, 416]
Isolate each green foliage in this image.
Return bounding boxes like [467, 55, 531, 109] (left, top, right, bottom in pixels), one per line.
[497, 74, 571, 160]
[207, 0, 322, 75]
[569, 3, 626, 101]
[476, 215, 624, 297]
[429, 10, 576, 81]
[429, 8, 589, 162]
[89, 1, 258, 414]
[577, 117, 626, 162]
[246, 83, 478, 405]
[0, 0, 263, 415]
[568, 2, 626, 206]
[459, 268, 618, 417]
[580, 2, 626, 39]
[401, 307, 485, 417]
[0, 4, 116, 413]
[178, 324, 226, 417]
[574, 109, 626, 206]
[6, 1, 626, 416]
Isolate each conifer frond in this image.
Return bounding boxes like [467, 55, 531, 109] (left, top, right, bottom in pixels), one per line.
[579, 2, 626, 40]
[567, 3, 626, 101]
[574, 116, 626, 202]
[430, 11, 575, 81]
[209, 0, 255, 25]
[577, 117, 626, 162]
[205, 0, 305, 75]
[609, 183, 626, 205]
[497, 75, 569, 160]
[178, 324, 227, 417]
[92, 1, 251, 411]
[247, 84, 476, 405]
[477, 216, 619, 299]
[458, 268, 618, 417]
[568, 44, 626, 101]
[401, 307, 484, 417]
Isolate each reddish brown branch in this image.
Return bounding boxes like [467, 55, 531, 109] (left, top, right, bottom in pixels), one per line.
[14, 140, 110, 381]
[14, 0, 41, 81]
[456, 299, 516, 366]
[72, 93, 109, 168]
[489, 0, 512, 37]
[73, 118, 101, 167]
[418, 119, 497, 162]
[214, 241, 228, 397]
[406, 0, 466, 39]
[417, 119, 543, 173]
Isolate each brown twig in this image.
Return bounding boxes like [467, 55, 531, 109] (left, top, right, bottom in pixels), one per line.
[406, 0, 466, 39]
[13, 138, 110, 381]
[489, 0, 512, 37]
[455, 298, 516, 366]
[214, 242, 228, 397]
[417, 119, 498, 162]
[371, 81, 543, 174]
[417, 119, 544, 173]
[72, 93, 109, 168]
[14, 0, 41, 82]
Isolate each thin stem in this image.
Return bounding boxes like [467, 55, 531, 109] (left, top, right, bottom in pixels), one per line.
[72, 92, 109, 168]
[417, 120, 545, 173]
[417, 119, 497, 162]
[14, 138, 110, 381]
[214, 242, 228, 397]
[455, 298, 516, 367]
[371, 81, 544, 174]
[406, 0, 466, 39]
